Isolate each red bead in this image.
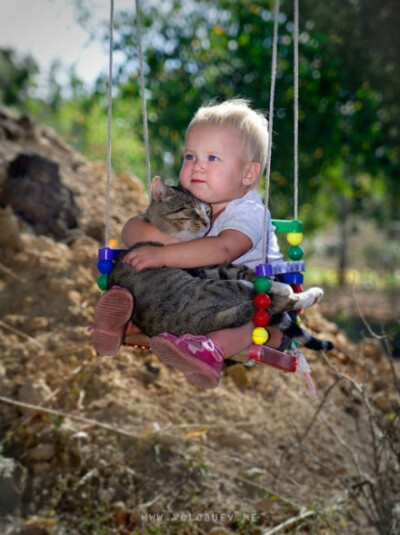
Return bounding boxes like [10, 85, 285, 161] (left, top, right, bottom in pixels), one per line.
[291, 284, 303, 293]
[253, 293, 271, 310]
[253, 309, 270, 327]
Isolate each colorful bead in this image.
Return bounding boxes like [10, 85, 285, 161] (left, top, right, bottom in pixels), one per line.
[108, 238, 119, 248]
[281, 272, 304, 284]
[256, 261, 305, 277]
[271, 219, 303, 233]
[252, 327, 269, 345]
[253, 310, 271, 327]
[97, 274, 108, 290]
[288, 245, 304, 260]
[97, 259, 114, 274]
[296, 315, 302, 325]
[254, 276, 272, 293]
[287, 232, 303, 246]
[291, 284, 303, 293]
[253, 293, 271, 310]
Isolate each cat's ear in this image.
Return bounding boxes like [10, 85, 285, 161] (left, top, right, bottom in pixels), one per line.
[151, 175, 172, 201]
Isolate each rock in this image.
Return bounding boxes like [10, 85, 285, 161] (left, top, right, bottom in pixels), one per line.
[32, 462, 52, 475]
[225, 363, 250, 389]
[0, 206, 23, 250]
[17, 380, 52, 407]
[85, 219, 105, 242]
[1, 152, 81, 239]
[68, 290, 81, 306]
[361, 338, 383, 360]
[0, 460, 26, 515]
[98, 487, 115, 503]
[208, 528, 233, 535]
[29, 444, 56, 462]
[26, 316, 50, 333]
[18, 516, 57, 535]
[3, 313, 25, 327]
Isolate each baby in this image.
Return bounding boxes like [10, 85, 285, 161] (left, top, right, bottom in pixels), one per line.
[93, 99, 286, 388]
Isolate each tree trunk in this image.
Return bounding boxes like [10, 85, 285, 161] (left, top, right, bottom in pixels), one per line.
[337, 196, 351, 286]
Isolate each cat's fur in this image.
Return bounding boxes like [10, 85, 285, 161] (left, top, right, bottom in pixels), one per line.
[108, 176, 333, 351]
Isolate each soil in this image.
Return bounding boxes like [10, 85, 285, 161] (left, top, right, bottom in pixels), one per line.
[0, 108, 399, 535]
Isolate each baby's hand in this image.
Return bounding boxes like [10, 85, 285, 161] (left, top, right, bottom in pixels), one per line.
[122, 246, 165, 271]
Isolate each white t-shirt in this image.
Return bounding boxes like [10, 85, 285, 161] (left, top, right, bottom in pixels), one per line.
[207, 190, 282, 270]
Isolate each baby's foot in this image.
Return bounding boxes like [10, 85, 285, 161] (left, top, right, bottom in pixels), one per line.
[92, 287, 133, 356]
[150, 333, 224, 389]
[124, 321, 151, 349]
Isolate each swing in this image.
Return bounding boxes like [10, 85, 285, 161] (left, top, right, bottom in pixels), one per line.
[96, 0, 306, 374]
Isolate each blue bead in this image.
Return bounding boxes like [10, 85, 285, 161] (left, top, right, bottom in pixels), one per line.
[256, 263, 274, 277]
[97, 259, 114, 274]
[98, 247, 126, 261]
[281, 272, 304, 284]
[256, 261, 305, 277]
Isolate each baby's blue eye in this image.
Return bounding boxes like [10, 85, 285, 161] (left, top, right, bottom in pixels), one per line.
[209, 155, 218, 161]
[185, 154, 194, 161]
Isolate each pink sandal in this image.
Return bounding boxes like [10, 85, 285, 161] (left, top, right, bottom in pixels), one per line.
[150, 333, 224, 389]
[92, 287, 133, 356]
[248, 344, 298, 372]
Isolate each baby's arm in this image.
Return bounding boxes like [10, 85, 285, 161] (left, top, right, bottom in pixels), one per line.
[121, 215, 182, 248]
[123, 229, 252, 271]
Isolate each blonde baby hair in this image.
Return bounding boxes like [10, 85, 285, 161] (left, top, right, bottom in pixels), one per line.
[188, 98, 269, 183]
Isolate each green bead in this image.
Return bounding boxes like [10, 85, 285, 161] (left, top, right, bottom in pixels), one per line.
[254, 277, 272, 293]
[271, 219, 303, 233]
[288, 245, 304, 260]
[97, 274, 108, 290]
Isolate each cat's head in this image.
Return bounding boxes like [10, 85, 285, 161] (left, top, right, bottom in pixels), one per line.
[145, 176, 211, 240]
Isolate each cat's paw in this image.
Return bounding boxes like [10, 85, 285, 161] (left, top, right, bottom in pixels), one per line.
[292, 287, 324, 309]
[269, 281, 293, 297]
[237, 280, 254, 289]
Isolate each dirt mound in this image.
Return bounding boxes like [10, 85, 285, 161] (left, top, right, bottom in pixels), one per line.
[0, 109, 399, 534]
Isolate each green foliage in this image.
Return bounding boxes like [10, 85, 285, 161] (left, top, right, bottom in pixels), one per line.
[3, 0, 399, 233]
[100, 0, 397, 230]
[0, 48, 38, 109]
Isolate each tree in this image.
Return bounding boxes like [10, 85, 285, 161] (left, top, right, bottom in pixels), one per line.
[0, 49, 38, 109]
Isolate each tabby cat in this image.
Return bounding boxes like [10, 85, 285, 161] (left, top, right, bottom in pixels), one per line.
[108, 176, 333, 351]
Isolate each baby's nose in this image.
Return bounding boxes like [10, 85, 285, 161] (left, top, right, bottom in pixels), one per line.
[193, 159, 205, 171]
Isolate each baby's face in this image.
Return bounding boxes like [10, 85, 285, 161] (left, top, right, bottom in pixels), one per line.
[179, 124, 251, 214]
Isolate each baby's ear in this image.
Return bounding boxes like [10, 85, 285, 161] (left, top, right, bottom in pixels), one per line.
[242, 162, 260, 187]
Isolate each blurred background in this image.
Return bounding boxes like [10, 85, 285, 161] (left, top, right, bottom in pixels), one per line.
[1, 0, 399, 353]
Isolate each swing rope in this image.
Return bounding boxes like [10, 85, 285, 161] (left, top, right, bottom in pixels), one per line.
[293, 0, 299, 220]
[261, 0, 300, 262]
[104, 0, 115, 248]
[261, 0, 280, 263]
[134, 0, 152, 192]
[104, 0, 151, 248]
[105, 0, 300, 251]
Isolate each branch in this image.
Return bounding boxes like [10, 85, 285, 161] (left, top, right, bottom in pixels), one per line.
[262, 509, 316, 535]
[0, 395, 139, 439]
[0, 319, 43, 347]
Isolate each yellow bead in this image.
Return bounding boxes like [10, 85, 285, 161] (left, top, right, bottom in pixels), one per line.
[252, 327, 269, 345]
[287, 232, 303, 246]
[108, 238, 119, 248]
[296, 315, 302, 325]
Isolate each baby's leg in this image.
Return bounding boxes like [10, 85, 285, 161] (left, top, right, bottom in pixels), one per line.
[124, 322, 151, 348]
[208, 322, 284, 358]
[209, 323, 297, 372]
